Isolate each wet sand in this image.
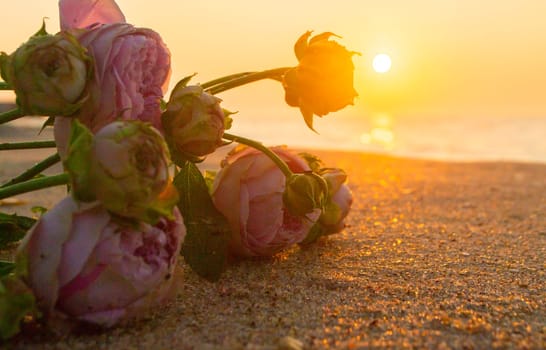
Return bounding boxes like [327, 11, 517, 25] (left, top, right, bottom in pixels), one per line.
[1, 127, 545, 349]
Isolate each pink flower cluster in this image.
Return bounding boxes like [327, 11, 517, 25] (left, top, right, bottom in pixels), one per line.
[5, 0, 354, 333]
[18, 0, 186, 328]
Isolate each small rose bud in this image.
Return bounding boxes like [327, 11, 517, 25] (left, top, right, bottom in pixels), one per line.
[162, 81, 225, 163]
[283, 172, 328, 217]
[283, 31, 359, 130]
[318, 168, 353, 233]
[1, 31, 91, 116]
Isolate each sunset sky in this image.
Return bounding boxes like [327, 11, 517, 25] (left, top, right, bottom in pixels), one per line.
[1, 1, 545, 154]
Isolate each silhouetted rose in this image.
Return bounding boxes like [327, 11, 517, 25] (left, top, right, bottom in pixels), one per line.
[283, 31, 358, 130]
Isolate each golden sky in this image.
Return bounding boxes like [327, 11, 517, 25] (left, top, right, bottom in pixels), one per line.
[2, 0, 546, 120]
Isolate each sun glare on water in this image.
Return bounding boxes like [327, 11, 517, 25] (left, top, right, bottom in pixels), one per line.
[372, 53, 392, 73]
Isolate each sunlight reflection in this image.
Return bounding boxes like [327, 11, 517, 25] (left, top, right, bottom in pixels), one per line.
[360, 113, 395, 149]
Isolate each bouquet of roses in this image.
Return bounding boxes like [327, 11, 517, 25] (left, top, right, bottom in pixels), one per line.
[0, 0, 355, 339]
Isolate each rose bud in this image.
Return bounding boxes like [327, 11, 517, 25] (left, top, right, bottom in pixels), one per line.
[212, 146, 321, 257]
[0, 31, 91, 116]
[162, 81, 226, 163]
[64, 120, 178, 223]
[318, 168, 353, 233]
[17, 196, 185, 327]
[282, 31, 359, 131]
[283, 172, 328, 217]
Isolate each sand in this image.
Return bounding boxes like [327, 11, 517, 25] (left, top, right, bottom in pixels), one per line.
[1, 126, 545, 349]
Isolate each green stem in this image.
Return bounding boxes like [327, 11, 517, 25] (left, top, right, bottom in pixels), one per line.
[206, 67, 291, 95]
[0, 108, 23, 125]
[0, 81, 11, 90]
[222, 132, 293, 178]
[1, 153, 61, 188]
[0, 140, 56, 151]
[0, 173, 69, 201]
[200, 72, 253, 90]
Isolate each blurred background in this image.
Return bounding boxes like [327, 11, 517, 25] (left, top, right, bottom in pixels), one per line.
[1, 0, 545, 162]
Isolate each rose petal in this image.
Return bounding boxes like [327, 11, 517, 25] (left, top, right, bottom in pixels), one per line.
[59, 0, 126, 30]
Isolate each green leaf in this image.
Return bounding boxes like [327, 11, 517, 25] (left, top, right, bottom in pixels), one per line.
[39, 116, 55, 134]
[0, 276, 36, 340]
[0, 261, 14, 277]
[174, 161, 230, 282]
[298, 152, 323, 173]
[30, 206, 47, 217]
[299, 222, 327, 245]
[31, 19, 49, 38]
[171, 73, 197, 94]
[222, 108, 237, 130]
[0, 52, 9, 82]
[203, 170, 217, 193]
[63, 120, 95, 201]
[0, 212, 36, 249]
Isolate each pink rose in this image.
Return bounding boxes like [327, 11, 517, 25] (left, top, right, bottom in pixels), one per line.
[211, 146, 321, 257]
[55, 0, 171, 151]
[63, 23, 171, 132]
[18, 196, 185, 327]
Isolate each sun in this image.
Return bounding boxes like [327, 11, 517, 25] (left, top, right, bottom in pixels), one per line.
[372, 54, 392, 73]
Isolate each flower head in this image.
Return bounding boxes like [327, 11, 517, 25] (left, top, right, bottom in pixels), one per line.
[18, 197, 185, 327]
[64, 120, 178, 223]
[162, 80, 226, 163]
[212, 146, 320, 257]
[66, 22, 171, 133]
[283, 31, 359, 130]
[0, 31, 91, 116]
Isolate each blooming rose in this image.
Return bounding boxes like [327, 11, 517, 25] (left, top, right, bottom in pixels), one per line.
[0, 32, 91, 116]
[283, 31, 358, 130]
[212, 146, 321, 257]
[319, 168, 353, 234]
[54, 0, 171, 148]
[62, 23, 171, 132]
[162, 82, 225, 163]
[64, 121, 178, 223]
[17, 196, 185, 327]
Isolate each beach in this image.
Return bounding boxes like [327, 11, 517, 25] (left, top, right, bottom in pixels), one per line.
[1, 127, 545, 349]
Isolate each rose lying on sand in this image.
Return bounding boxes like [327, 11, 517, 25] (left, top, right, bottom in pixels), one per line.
[162, 81, 226, 163]
[17, 197, 185, 327]
[64, 121, 178, 223]
[212, 146, 322, 257]
[283, 31, 359, 131]
[0, 31, 91, 116]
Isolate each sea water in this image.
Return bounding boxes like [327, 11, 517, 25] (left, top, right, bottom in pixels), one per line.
[2, 108, 545, 164]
